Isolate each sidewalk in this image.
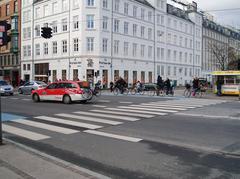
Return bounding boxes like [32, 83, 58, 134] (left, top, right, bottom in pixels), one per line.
[0, 140, 110, 179]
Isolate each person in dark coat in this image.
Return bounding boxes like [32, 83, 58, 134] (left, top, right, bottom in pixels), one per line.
[164, 78, 171, 95]
[157, 75, 163, 96]
[216, 79, 222, 96]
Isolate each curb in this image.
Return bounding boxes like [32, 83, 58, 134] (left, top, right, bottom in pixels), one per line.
[3, 138, 111, 179]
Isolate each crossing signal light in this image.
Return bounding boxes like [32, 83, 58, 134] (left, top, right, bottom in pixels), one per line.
[41, 27, 52, 39]
[0, 20, 11, 46]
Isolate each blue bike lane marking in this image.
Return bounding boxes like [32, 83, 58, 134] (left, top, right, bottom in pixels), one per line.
[2, 113, 26, 122]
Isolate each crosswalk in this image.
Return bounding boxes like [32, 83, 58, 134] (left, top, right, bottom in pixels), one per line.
[3, 98, 226, 143]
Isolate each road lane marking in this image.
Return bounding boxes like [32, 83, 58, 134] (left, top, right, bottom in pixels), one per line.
[140, 103, 196, 109]
[10, 98, 19, 100]
[3, 124, 50, 141]
[90, 110, 155, 118]
[92, 105, 106, 108]
[119, 101, 133, 104]
[55, 113, 122, 125]
[149, 102, 203, 107]
[1, 97, 7, 99]
[105, 108, 167, 115]
[84, 130, 142, 142]
[97, 100, 110, 103]
[130, 105, 187, 111]
[118, 106, 178, 113]
[35, 116, 102, 130]
[13, 119, 79, 134]
[74, 111, 140, 121]
[22, 99, 31, 101]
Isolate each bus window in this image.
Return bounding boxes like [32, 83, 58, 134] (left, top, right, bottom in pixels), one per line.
[225, 76, 235, 85]
[236, 76, 240, 84]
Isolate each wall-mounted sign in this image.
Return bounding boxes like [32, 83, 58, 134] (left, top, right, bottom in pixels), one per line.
[70, 61, 81, 65]
[87, 59, 93, 67]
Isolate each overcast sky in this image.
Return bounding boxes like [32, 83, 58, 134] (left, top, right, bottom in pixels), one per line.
[186, 0, 240, 29]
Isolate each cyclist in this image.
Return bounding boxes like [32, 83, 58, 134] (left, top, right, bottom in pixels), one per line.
[192, 77, 200, 96]
[115, 77, 127, 94]
[164, 78, 171, 95]
[157, 75, 163, 96]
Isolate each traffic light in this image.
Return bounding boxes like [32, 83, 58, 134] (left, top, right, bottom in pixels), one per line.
[41, 27, 52, 39]
[0, 20, 11, 46]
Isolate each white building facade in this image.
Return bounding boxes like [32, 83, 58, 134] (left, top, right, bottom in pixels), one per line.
[21, 0, 202, 87]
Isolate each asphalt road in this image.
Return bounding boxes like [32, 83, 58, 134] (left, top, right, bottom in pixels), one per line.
[1, 94, 240, 179]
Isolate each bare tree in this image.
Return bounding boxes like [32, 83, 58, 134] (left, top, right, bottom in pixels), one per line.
[208, 42, 228, 70]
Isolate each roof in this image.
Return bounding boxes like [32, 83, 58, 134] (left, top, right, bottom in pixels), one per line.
[134, 0, 154, 8]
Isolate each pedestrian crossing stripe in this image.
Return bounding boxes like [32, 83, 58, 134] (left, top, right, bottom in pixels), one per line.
[84, 130, 142, 142]
[117, 106, 178, 113]
[90, 110, 155, 118]
[13, 119, 79, 134]
[105, 108, 167, 115]
[3, 124, 50, 141]
[129, 105, 187, 111]
[140, 103, 196, 109]
[34, 116, 103, 130]
[55, 113, 122, 125]
[74, 111, 140, 121]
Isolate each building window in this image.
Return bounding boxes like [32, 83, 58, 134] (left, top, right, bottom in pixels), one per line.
[133, 6, 137, 17]
[114, 0, 119, 12]
[35, 25, 40, 37]
[133, 24, 137, 36]
[73, 16, 79, 30]
[148, 11, 152, 22]
[114, 19, 119, 33]
[27, 45, 31, 56]
[23, 46, 27, 57]
[23, 64, 26, 71]
[124, 22, 129, 34]
[132, 43, 137, 57]
[62, 40, 67, 53]
[35, 44, 40, 56]
[27, 64, 31, 71]
[52, 2, 58, 14]
[141, 45, 145, 57]
[157, 47, 160, 58]
[167, 66, 171, 76]
[161, 48, 164, 59]
[148, 28, 152, 40]
[148, 46, 152, 58]
[73, 38, 79, 52]
[87, 37, 94, 52]
[62, 19, 67, 31]
[102, 38, 108, 53]
[43, 5, 49, 16]
[141, 8, 145, 20]
[44, 43, 48, 55]
[124, 3, 129, 15]
[87, 0, 95, 6]
[52, 41, 57, 54]
[114, 40, 119, 54]
[87, 15, 94, 29]
[52, 21, 57, 33]
[6, 4, 10, 16]
[103, 0, 108, 9]
[124, 42, 129, 56]
[14, 0, 18, 13]
[141, 26, 145, 38]
[62, 0, 68, 11]
[102, 16, 108, 30]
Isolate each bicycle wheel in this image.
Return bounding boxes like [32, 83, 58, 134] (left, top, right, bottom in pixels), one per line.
[130, 88, 136, 95]
[184, 89, 191, 98]
[139, 90, 145, 95]
[113, 88, 119, 96]
[95, 89, 101, 97]
[123, 88, 129, 95]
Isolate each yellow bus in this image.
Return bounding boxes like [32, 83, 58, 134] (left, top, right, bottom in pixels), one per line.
[212, 71, 240, 95]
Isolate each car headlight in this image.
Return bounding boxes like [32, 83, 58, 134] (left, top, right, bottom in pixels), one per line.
[0, 87, 3, 91]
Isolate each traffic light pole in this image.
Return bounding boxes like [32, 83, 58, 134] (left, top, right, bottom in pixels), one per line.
[31, 1, 35, 81]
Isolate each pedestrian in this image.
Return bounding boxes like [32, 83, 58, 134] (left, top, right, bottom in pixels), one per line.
[216, 79, 222, 96]
[164, 78, 171, 95]
[110, 81, 114, 92]
[192, 77, 199, 96]
[157, 75, 163, 96]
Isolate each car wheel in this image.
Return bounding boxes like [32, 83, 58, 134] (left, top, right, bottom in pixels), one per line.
[10, 93, 14, 96]
[18, 89, 23, 94]
[32, 93, 40, 102]
[63, 95, 71, 104]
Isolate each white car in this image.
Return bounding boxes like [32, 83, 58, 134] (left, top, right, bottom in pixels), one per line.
[18, 81, 47, 95]
[0, 80, 14, 95]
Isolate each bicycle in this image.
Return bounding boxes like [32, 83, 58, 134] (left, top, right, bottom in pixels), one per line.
[130, 86, 145, 95]
[113, 87, 129, 96]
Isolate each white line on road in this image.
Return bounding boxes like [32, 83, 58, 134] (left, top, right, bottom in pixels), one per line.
[97, 100, 110, 103]
[10, 98, 19, 100]
[35, 116, 102, 130]
[119, 101, 133, 104]
[92, 105, 107, 108]
[84, 130, 142, 142]
[3, 124, 50, 141]
[140, 103, 196, 109]
[176, 113, 240, 120]
[118, 106, 178, 113]
[74, 111, 140, 121]
[13, 119, 79, 134]
[105, 108, 167, 116]
[55, 113, 122, 125]
[130, 104, 187, 111]
[1, 97, 7, 99]
[90, 110, 155, 118]
[22, 99, 31, 101]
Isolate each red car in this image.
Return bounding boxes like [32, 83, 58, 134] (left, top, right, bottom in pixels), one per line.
[31, 81, 92, 104]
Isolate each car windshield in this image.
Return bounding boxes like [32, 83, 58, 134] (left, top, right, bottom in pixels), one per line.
[36, 81, 46, 85]
[78, 82, 90, 88]
[0, 81, 8, 85]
